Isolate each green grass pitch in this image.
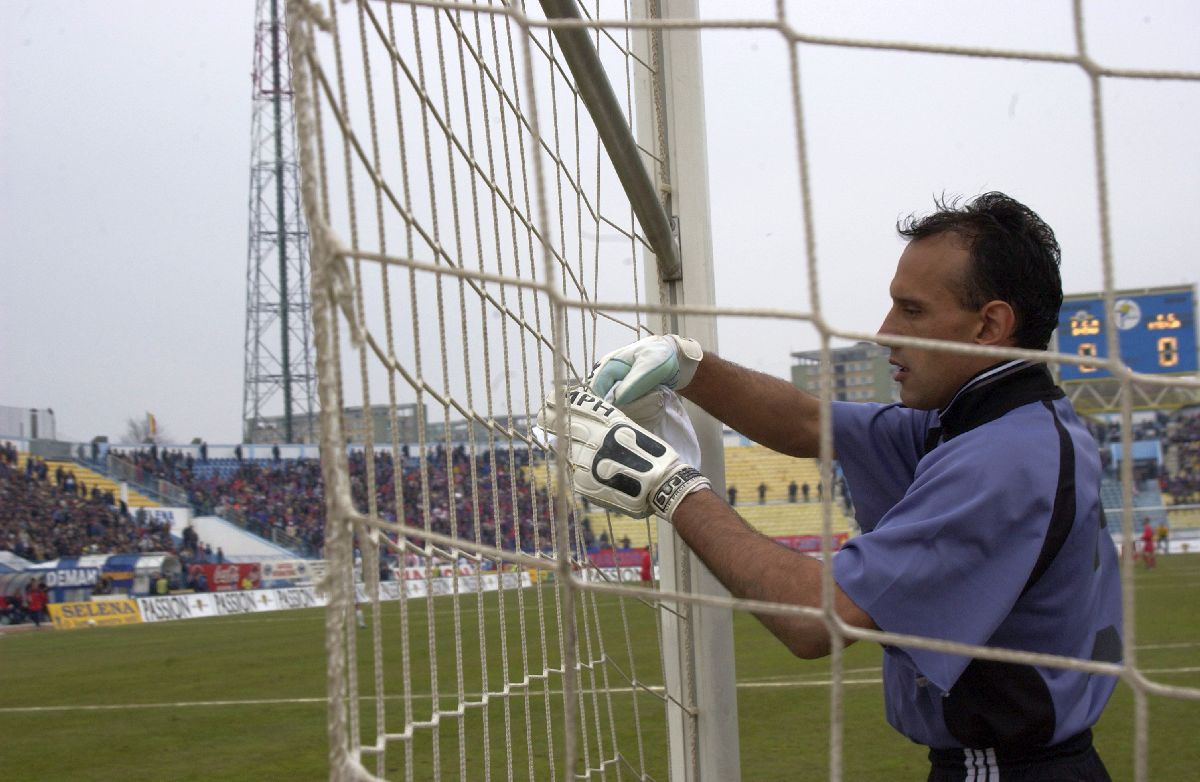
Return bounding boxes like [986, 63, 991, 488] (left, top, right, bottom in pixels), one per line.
[2, 555, 1198, 780]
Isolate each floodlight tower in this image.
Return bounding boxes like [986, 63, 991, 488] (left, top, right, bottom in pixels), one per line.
[241, 0, 315, 444]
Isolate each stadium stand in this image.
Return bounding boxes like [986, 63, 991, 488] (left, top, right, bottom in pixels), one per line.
[1168, 507, 1200, 533]
[1101, 475, 1169, 528]
[0, 445, 175, 561]
[48, 458, 155, 508]
[10, 450, 155, 509]
[186, 513, 301, 561]
[584, 446, 855, 548]
[1163, 409, 1200, 501]
[105, 444, 564, 561]
[8, 402, 1195, 570]
[724, 445, 828, 504]
[586, 501, 856, 550]
[1162, 408, 1200, 532]
[3, 434, 864, 569]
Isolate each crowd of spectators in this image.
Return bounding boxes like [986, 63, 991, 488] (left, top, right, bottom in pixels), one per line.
[1088, 416, 1152, 477]
[36, 406, 1196, 567]
[0, 443, 176, 562]
[1088, 413, 1170, 448]
[1163, 411, 1200, 505]
[10, 401, 1200, 571]
[1075, 408, 1200, 504]
[13, 403, 1198, 571]
[2, 434, 594, 569]
[111, 442, 584, 561]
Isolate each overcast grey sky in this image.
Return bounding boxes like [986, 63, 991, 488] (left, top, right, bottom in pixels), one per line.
[2, 1, 1198, 444]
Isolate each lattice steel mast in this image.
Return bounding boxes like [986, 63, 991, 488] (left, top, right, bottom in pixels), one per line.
[242, 0, 315, 443]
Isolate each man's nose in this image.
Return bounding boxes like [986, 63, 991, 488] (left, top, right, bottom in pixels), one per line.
[876, 309, 896, 337]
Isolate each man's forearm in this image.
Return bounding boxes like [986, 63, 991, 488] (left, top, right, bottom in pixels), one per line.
[669, 488, 874, 658]
[680, 352, 822, 459]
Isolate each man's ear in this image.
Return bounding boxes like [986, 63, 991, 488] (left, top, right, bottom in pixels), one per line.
[977, 300, 1018, 346]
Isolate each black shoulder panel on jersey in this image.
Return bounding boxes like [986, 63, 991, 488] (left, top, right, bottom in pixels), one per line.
[1020, 400, 1076, 596]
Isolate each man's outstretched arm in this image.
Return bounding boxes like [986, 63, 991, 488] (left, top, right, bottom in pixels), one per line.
[670, 487, 876, 658]
[539, 385, 867, 658]
[681, 351, 826, 460]
[586, 335, 826, 459]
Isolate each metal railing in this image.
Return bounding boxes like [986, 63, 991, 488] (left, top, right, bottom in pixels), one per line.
[105, 454, 191, 506]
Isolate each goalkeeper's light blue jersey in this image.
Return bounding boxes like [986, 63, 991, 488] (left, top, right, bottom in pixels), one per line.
[830, 361, 1122, 751]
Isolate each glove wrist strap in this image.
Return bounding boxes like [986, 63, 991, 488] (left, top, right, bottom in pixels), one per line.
[652, 466, 710, 520]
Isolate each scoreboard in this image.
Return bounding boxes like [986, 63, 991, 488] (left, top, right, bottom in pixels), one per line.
[1056, 287, 1197, 381]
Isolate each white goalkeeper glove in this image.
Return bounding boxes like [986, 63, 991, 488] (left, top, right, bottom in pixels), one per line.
[538, 387, 710, 521]
[587, 334, 703, 406]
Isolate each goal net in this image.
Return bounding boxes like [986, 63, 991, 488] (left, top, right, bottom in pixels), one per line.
[287, 1, 729, 779]
[285, 1, 1200, 781]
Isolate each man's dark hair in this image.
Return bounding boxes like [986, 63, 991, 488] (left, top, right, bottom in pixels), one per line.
[897, 191, 1063, 350]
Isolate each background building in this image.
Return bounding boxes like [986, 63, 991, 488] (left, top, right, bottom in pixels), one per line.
[791, 341, 898, 403]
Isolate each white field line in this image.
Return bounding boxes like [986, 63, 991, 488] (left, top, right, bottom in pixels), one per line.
[0, 680, 881, 715]
[5, 666, 1200, 715]
[172, 610, 1200, 655]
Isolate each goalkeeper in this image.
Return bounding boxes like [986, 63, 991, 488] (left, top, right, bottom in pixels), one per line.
[541, 193, 1121, 781]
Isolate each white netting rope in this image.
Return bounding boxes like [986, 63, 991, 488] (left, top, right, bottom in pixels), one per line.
[288, 2, 1200, 781]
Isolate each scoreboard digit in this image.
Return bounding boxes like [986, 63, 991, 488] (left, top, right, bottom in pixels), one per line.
[1057, 288, 1197, 380]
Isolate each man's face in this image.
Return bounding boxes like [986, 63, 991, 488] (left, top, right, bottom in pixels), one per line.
[877, 234, 997, 410]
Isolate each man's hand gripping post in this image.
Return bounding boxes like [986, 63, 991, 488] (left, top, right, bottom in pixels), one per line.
[587, 334, 703, 406]
[538, 387, 710, 520]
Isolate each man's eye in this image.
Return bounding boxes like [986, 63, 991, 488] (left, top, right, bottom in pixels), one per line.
[903, 308, 921, 316]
